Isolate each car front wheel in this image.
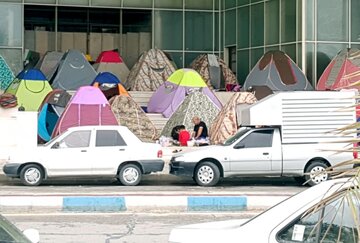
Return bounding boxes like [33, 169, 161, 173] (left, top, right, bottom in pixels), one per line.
[20, 164, 44, 186]
[118, 164, 142, 186]
[194, 162, 220, 187]
[305, 161, 329, 186]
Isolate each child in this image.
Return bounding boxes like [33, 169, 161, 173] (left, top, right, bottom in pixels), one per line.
[178, 125, 191, 146]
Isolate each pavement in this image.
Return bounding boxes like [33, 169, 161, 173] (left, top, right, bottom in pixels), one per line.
[0, 155, 305, 214]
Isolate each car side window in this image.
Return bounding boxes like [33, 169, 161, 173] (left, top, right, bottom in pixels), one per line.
[96, 130, 127, 147]
[59, 130, 91, 148]
[235, 130, 274, 148]
[277, 195, 359, 242]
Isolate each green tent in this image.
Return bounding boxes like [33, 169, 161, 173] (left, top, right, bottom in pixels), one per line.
[6, 69, 52, 111]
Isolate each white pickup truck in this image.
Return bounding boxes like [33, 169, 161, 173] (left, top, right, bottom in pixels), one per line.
[3, 125, 164, 186]
[170, 91, 357, 186]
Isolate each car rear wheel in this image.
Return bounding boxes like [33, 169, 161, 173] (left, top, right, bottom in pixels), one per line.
[194, 162, 220, 187]
[118, 164, 142, 186]
[305, 161, 329, 186]
[20, 164, 44, 186]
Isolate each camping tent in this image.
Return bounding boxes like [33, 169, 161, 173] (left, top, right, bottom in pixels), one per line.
[147, 68, 222, 118]
[35, 51, 64, 81]
[209, 92, 257, 145]
[126, 49, 176, 91]
[91, 72, 128, 100]
[161, 91, 221, 137]
[6, 69, 52, 111]
[110, 95, 158, 142]
[243, 50, 313, 91]
[0, 55, 14, 90]
[93, 50, 130, 83]
[317, 48, 360, 90]
[52, 86, 118, 138]
[51, 49, 97, 90]
[190, 54, 238, 90]
[38, 89, 71, 142]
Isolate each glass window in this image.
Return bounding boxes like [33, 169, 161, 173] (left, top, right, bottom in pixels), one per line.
[25, 0, 56, 3]
[155, 0, 183, 9]
[96, 130, 126, 147]
[185, 11, 213, 51]
[265, 0, 279, 45]
[235, 129, 274, 148]
[237, 0, 249, 7]
[351, 0, 360, 42]
[225, 9, 236, 46]
[277, 194, 359, 242]
[59, 130, 91, 148]
[237, 6, 249, 48]
[123, 0, 152, 8]
[154, 10, 183, 50]
[281, 44, 296, 63]
[58, 0, 89, 5]
[185, 52, 200, 68]
[91, 0, 121, 7]
[306, 43, 315, 86]
[58, 7, 88, 32]
[281, 0, 296, 43]
[250, 47, 264, 68]
[0, 3, 22, 47]
[317, 0, 348, 42]
[251, 3, 264, 47]
[305, 0, 315, 41]
[237, 49, 249, 84]
[225, 0, 236, 9]
[167, 52, 183, 69]
[185, 0, 213, 10]
[215, 12, 221, 51]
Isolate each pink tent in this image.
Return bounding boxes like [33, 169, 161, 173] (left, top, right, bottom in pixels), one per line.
[52, 86, 118, 138]
[317, 48, 360, 91]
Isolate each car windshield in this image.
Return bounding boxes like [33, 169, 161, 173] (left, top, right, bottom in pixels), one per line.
[0, 215, 31, 243]
[222, 127, 250, 146]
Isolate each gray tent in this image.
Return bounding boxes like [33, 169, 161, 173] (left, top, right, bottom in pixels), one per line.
[51, 49, 97, 90]
[35, 51, 64, 81]
[243, 50, 313, 91]
[161, 91, 220, 137]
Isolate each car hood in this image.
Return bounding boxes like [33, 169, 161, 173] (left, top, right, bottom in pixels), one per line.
[168, 219, 250, 243]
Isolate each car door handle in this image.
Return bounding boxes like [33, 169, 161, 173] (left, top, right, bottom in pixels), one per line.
[263, 152, 269, 155]
[119, 149, 125, 151]
[81, 150, 87, 152]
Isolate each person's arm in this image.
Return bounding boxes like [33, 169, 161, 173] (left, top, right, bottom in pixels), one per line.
[195, 126, 203, 139]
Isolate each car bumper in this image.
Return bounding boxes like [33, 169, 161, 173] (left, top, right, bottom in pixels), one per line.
[139, 160, 165, 174]
[3, 163, 21, 177]
[169, 160, 197, 177]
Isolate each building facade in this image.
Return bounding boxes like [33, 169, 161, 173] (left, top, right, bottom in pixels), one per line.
[0, 0, 359, 86]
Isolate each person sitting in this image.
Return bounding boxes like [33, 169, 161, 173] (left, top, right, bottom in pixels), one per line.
[178, 125, 191, 146]
[171, 125, 183, 141]
[192, 116, 208, 140]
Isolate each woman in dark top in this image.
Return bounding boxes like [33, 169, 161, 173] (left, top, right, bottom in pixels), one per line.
[192, 116, 208, 139]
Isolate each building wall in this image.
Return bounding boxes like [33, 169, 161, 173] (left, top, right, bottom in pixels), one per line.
[225, 0, 360, 86]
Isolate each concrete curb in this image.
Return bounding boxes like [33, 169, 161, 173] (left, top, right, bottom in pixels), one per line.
[0, 194, 290, 213]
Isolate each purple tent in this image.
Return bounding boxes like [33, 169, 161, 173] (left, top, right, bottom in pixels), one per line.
[147, 68, 222, 118]
[52, 86, 118, 137]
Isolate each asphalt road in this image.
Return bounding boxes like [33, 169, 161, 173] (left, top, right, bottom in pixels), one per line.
[0, 173, 305, 196]
[5, 212, 261, 243]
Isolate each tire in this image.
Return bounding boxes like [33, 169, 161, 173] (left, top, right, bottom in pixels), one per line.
[294, 176, 306, 185]
[305, 161, 329, 186]
[118, 164, 142, 186]
[194, 162, 220, 187]
[20, 164, 44, 186]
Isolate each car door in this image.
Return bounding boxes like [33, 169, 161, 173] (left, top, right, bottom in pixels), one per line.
[46, 129, 93, 176]
[229, 129, 276, 173]
[92, 129, 129, 175]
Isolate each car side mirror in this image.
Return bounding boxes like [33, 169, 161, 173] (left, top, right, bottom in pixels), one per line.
[234, 143, 245, 149]
[51, 142, 60, 149]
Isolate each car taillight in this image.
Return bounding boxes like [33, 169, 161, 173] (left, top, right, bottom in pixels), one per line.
[157, 150, 163, 158]
[354, 143, 358, 159]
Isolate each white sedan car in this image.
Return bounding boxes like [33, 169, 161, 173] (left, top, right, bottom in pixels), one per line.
[169, 178, 359, 243]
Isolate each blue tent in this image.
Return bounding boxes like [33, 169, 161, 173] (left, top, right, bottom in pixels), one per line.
[91, 72, 128, 100]
[91, 72, 121, 86]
